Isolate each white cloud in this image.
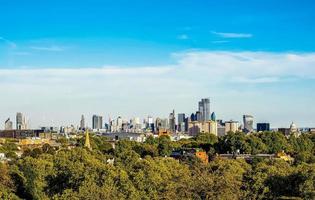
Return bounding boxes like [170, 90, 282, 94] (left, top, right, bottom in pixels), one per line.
[0, 51, 315, 127]
[30, 45, 64, 51]
[211, 31, 253, 38]
[211, 40, 229, 44]
[177, 34, 189, 40]
[0, 37, 17, 48]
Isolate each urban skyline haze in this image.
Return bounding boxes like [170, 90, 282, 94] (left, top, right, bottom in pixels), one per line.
[0, 0, 314, 128]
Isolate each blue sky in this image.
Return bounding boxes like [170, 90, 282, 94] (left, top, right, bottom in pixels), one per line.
[0, 0, 315, 128]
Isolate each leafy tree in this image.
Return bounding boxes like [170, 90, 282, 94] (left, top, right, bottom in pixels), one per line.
[157, 135, 173, 157]
[217, 132, 251, 154]
[259, 132, 292, 154]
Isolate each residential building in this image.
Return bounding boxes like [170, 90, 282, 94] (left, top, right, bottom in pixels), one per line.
[225, 120, 239, 133]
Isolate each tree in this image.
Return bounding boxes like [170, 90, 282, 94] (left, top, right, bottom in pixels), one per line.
[259, 132, 292, 154]
[217, 132, 251, 154]
[157, 135, 172, 157]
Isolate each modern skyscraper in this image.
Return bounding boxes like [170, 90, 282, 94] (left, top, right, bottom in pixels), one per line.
[16, 112, 27, 130]
[257, 123, 270, 132]
[80, 115, 85, 130]
[211, 112, 216, 121]
[198, 98, 210, 121]
[92, 115, 103, 130]
[243, 115, 254, 133]
[178, 113, 185, 132]
[169, 110, 176, 133]
[5, 118, 13, 130]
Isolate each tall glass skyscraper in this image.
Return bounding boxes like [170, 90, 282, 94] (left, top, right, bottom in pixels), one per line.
[92, 115, 103, 130]
[198, 98, 210, 121]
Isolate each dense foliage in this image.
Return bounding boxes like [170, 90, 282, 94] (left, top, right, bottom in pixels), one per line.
[0, 131, 314, 199]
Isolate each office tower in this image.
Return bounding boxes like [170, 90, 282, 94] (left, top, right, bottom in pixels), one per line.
[16, 112, 27, 130]
[257, 123, 270, 132]
[177, 113, 185, 132]
[190, 113, 196, 121]
[5, 118, 13, 130]
[156, 118, 169, 131]
[80, 115, 85, 130]
[117, 116, 123, 131]
[184, 117, 189, 132]
[92, 115, 103, 130]
[225, 120, 239, 133]
[196, 111, 202, 121]
[243, 115, 254, 133]
[169, 110, 176, 133]
[198, 98, 210, 121]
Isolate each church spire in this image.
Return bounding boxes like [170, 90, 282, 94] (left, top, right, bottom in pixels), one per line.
[84, 130, 92, 150]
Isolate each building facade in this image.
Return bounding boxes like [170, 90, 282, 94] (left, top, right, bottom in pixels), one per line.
[225, 120, 239, 133]
[4, 118, 13, 130]
[257, 123, 270, 132]
[198, 98, 210, 121]
[92, 115, 103, 130]
[243, 115, 254, 133]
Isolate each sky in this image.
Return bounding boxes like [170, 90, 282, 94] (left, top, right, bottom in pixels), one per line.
[0, 0, 315, 128]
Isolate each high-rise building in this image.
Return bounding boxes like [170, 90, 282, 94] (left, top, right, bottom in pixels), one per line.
[178, 113, 185, 132]
[190, 113, 196, 121]
[117, 116, 123, 131]
[257, 123, 270, 132]
[16, 112, 27, 130]
[211, 112, 216, 121]
[80, 115, 85, 130]
[225, 120, 239, 133]
[5, 118, 13, 130]
[243, 115, 254, 133]
[92, 115, 103, 130]
[198, 98, 210, 121]
[169, 110, 176, 133]
[156, 118, 169, 131]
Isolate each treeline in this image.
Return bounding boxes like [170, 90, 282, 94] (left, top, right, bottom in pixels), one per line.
[0, 131, 314, 199]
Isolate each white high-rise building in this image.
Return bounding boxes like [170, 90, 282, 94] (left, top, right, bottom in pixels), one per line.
[16, 112, 28, 130]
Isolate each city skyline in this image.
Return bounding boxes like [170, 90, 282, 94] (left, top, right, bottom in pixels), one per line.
[0, 1, 315, 127]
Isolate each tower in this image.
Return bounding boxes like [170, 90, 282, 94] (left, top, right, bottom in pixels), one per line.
[169, 109, 176, 133]
[16, 112, 27, 130]
[198, 98, 210, 121]
[80, 115, 85, 130]
[243, 115, 254, 133]
[84, 130, 92, 150]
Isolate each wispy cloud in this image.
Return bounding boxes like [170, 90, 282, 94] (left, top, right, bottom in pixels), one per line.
[177, 34, 189, 40]
[211, 40, 229, 44]
[0, 51, 315, 127]
[12, 52, 31, 56]
[0, 37, 17, 48]
[211, 31, 253, 38]
[30, 45, 64, 51]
